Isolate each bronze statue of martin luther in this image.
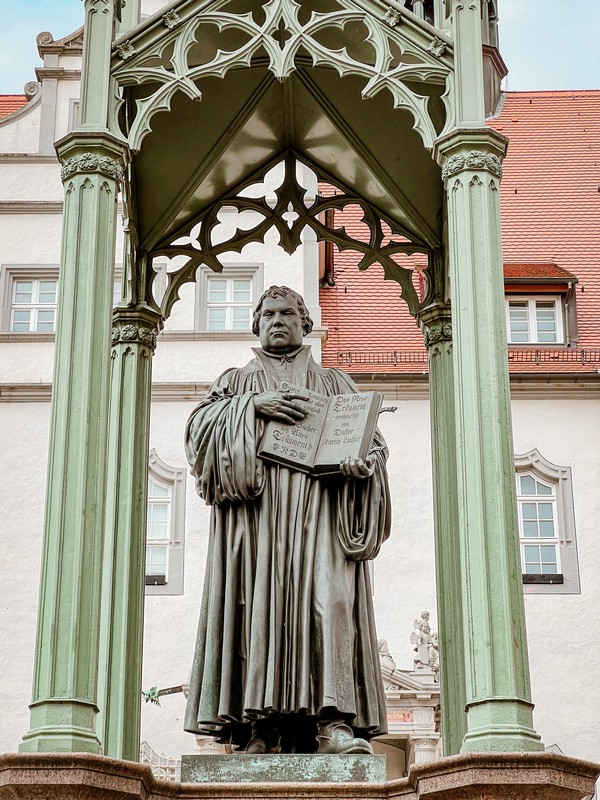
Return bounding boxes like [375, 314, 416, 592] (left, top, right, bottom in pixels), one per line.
[184, 285, 391, 755]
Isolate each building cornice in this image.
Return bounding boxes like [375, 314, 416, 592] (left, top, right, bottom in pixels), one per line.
[0, 154, 58, 164]
[2, 374, 598, 403]
[0, 201, 63, 214]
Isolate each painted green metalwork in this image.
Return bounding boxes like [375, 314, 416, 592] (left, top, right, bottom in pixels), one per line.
[97, 303, 163, 760]
[20, 132, 125, 754]
[419, 294, 467, 756]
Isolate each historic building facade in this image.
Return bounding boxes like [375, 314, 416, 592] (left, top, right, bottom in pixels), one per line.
[0, 1, 598, 779]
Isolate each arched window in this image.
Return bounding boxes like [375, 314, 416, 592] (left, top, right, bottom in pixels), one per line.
[515, 449, 580, 594]
[146, 450, 186, 595]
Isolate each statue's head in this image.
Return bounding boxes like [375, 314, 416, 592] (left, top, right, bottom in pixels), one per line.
[253, 285, 314, 353]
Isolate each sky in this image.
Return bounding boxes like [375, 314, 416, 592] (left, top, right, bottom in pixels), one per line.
[1, 0, 599, 95]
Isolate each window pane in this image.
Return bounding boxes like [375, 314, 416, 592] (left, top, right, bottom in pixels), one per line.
[207, 308, 227, 330]
[537, 503, 554, 520]
[522, 520, 538, 537]
[535, 303, 557, 342]
[147, 503, 168, 540]
[208, 280, 227, 302]
[148, 479, 169, 498]
[509, 303, 529, 343]
[38, 281, 57, 304]
[538, 520, 555, 538]
[233, 280, 251, 302]
[519, 475, 536, 495]
[113, 279, 122, 305]
[232, 307, 250, 330]
[146, 545, 167, 575]
[535, 480, 552, 496]
[11, 310, 31, 331]
[14, 281, 33, 303]
[36, 310, 55, 332]
[521, 503, 537, 520]
[540, 544, 557, 562]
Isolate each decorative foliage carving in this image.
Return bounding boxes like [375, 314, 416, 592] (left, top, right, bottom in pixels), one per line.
[113, 0, 450, 150]
[153, 154, 425, 319]
[424, 318, 452, 347]
[60, 153, 124, 182]
[383, 7, 401, 26]
[162, 10, 182, 29]
[441, 150, 503, 180]
[116, 40, 136, 60]
[111, 323, 158, 349]
[427, 36, 447, 57]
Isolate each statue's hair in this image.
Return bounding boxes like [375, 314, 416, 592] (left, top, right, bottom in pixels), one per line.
[252, 285, 314, 336]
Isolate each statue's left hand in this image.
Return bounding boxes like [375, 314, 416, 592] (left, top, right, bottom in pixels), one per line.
[339, 455, 375, 479]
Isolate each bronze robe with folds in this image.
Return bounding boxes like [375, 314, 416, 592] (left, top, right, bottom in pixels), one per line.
[184, 346, 391, 747]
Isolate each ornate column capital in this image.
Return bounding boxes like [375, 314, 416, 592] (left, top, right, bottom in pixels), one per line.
[55, 131, 127, 186]
[418, 302, 452, 349]
[433, 127, 508, 181]
[111, 307, 163, 351]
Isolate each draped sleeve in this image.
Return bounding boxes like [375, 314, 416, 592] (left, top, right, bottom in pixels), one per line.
[327, 368, 392, 561]
[185, 369, 265, 505]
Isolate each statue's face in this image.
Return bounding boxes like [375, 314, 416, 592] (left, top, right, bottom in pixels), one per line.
[258, 295, 304, 353]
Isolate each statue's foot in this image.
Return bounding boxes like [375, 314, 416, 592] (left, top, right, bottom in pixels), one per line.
[245, 734, 281, 754]
[316, 721, 373, 755]
[245, 720, 281, 754]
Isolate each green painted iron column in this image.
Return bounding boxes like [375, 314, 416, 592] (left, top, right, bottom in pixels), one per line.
[97, 303, 162, 760]
[428, 0, 544, 753]
[20, 133, 125, 753]
[20, 0, 124, 753]
[434, 128, 542, 752]
[419, 299, 466, 755]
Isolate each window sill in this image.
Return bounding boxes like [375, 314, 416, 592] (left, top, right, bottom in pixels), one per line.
[522, 573, 564, 585]
[0, 332, 55, 342]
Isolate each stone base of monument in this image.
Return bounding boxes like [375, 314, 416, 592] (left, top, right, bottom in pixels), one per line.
[181, 754, 386, 783]
[1, 752, 599, 800]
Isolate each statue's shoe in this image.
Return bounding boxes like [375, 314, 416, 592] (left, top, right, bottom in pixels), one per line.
[316, 723, 373, 755]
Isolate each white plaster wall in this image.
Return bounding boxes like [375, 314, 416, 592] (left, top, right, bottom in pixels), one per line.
[512, 399, 600, 763]
[54, 80, 81, 141]
[0, 102, 41, 153]
[0, 164, 62, 201]
[0, 402, 50, 753]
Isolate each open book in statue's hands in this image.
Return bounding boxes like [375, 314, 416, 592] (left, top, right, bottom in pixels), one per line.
[258, 381, 382, 475]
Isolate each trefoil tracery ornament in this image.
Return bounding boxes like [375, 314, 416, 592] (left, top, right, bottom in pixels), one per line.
[112, 0, 451, 150]
[151, 154, 427, 320]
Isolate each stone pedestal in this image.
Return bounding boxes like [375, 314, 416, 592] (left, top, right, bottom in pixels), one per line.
[181, 754, 387, 783]
[1, 752, 598, 800]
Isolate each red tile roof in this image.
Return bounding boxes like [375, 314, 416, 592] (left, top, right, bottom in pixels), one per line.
[0, 95, 28, 119]
[320, 90, 600, 375]
[504, 263, 577, 280]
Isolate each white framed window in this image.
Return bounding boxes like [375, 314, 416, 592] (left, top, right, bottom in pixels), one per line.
[196, 264, 263, 332]
[506, 296, 564, 344]
[517, 473, 560, 576]
[10, 277, 58, 332]
[515, 449, 580, 594]
[1, 266, 60, 334]
[146, 450, 186, 596]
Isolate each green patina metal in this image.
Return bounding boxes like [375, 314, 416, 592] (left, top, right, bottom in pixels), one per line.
[181, 754, 387, 783]
[21, 0, 543, 761]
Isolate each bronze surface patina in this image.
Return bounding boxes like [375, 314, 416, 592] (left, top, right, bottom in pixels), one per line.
[184, 286, 391, 755]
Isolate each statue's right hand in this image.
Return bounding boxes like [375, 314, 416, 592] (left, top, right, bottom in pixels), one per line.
[253, 391, 309, 424]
